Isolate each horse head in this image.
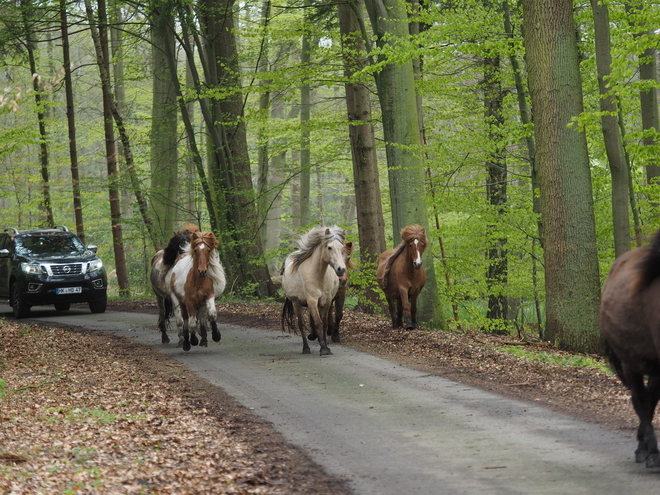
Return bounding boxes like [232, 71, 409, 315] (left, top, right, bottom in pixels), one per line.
[401, 225, 427, 270]
[325, 227, 347, 278]
[190, 231, 219, 278]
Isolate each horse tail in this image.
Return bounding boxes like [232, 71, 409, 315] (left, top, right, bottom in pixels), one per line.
[164, 296, 173, 320]
[281, 298, 297, 334]
[603, 339, 628, 388]
[632, 229, 660, 294]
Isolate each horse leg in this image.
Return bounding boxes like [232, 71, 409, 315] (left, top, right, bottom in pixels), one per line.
[180, 310, 191, 352]
[330, 290, 345, 343]
[399, 287, 413, 329]
[628, 372, 660, 467]
[410, 294, 419, 329]
[171, 294, 185, 348]
[294, 305, 311, 354]
[198, 306, 209, 347]
[207, 298, 221, 342]
[386, 296, 399, 329]
[315, 302, 332, 356]
[156, 295, 170, 344]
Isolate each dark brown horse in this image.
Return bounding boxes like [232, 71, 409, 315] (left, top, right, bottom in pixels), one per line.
[601, 229, 660, 468]
[377, 225, 427, 329]
[150, 225, 199, 344]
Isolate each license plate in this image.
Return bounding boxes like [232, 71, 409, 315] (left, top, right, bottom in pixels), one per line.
[56, 287, 82, 295]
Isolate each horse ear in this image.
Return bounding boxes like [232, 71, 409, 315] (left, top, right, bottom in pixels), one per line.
[346, 241, 353, 249]
[325, 228, 331, 235]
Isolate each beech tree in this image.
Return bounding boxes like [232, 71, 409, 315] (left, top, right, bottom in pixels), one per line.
[522, 0, 602, 352]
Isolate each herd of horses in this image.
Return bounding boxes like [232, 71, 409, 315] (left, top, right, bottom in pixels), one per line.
[149, 221, 660, 469]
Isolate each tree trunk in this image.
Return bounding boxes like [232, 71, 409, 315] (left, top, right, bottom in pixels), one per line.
[299, 0, 312, 228]
[363, 0, 444, 329]
[338, 0, 386, 312]
[522, 0, 602, 353]
[591, 0, 631, 257]
[150, 0, 179, 247]
[60, 1, 85, 242]
[84, 0, 130, 296]
[483, 54, 508, 332]
[199, 0, 274, 296]
[625, 3, 660, 187]
[22, 0, 54, 227]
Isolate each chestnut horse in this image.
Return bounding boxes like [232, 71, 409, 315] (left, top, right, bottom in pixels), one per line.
[150, 225, 199, 344]
[281, 226, 347, 355]
[377, 225, 427, 329]
[601, 228, 660, 468]
[165, 231, 226, 352]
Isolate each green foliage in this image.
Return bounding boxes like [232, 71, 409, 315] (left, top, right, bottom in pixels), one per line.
[495, 346, 611, 374]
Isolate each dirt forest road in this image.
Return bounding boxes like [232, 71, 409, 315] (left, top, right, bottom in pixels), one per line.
[5, 304, 657, 495]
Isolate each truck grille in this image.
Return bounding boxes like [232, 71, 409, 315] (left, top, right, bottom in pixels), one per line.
[49, 263, 83, 275]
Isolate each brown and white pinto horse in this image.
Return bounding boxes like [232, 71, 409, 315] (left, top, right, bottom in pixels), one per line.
[165, 231, 226, 352]
[281, 226, 347, 355]
[150, 225, 199, 344]
[601, 228, 660, 468]
[376, 225, 427, 329]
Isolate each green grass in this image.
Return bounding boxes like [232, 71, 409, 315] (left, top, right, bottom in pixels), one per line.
[496, 346, 612, 374]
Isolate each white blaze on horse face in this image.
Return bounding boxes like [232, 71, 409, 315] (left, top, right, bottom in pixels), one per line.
[413, 239, 423, 269]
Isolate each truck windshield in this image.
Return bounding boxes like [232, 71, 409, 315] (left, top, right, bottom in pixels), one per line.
[16, 235, 86, 257]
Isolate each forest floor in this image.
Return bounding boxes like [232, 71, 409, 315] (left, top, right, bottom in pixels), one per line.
[0, 299, 637, 494]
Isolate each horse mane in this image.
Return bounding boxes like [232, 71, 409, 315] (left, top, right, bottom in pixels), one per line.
[162, 225, 200, 267]
[379, 225, 426, 286]
[289, 226, 346, 272]
[632, 228, 660, 294]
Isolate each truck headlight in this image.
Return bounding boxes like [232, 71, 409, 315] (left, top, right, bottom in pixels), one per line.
[21, 262, 42, 275]
[88, 259, 104, 272]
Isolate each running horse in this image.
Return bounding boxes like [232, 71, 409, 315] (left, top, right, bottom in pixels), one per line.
[150, 225, 199, 344]
[601, 228, 660, 468]
[281, 226, 347, 355]
[377, 225, 427, 329]
[165, 231, 226, 352]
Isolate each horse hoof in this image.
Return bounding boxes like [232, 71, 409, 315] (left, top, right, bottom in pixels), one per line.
[302, 348, 311, 354]
[647, 453, 660, 468]
[200, 339, 208, 347]
[320, 347, 333, 356]
[183, 341, 191, 352]
[162, 335, 170, 344]
[190, 334, 199, 346]
[636, 450, 648, 463]
[212, 331, 221, 342]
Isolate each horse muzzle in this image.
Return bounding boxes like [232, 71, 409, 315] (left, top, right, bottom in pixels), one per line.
[335, 266, 347, 277]
[197, 269, 207, 278]
[413, 261, 423, 270]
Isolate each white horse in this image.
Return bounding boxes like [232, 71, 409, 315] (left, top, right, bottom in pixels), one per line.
[281, 226, 347, 355]
[165, 231, 226, 352]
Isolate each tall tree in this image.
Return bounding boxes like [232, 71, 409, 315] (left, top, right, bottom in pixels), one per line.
[21, 0, 53, 227]
[522, 0, 602, 353]
[84, 0, 130, 295]
[363, 0, 444, 328]
[198, 0, 273, 296]
[298, 0, 312, 228]
[150, 0, 179, 247]
[591, 0, 631, 257]
[483, 52, 508, 331]
[60, 0, 85, 242]
[338, 0, 386, 310]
